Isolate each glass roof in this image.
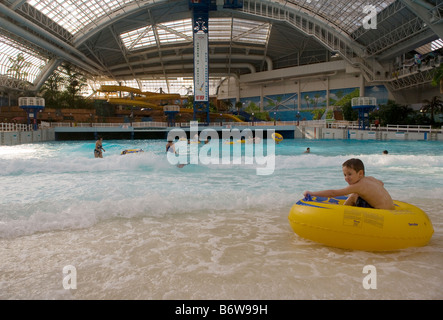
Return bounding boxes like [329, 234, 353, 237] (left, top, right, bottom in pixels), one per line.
[415, 39, 443, 55]
[285, 0, 396, 34]
[27, 0, 136, 35]
[121, 18, 271, 51]
[24, 0, 397, 37]
[0, 35, 47, 83]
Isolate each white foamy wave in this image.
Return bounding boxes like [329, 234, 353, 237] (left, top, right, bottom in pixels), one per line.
[0, 151, 167, 175]
[274, 154, 443, 170]
[0, 188, 292, 239]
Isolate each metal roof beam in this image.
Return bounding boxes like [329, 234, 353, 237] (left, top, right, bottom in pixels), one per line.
[365, 16, 428, 56]
[401, 0, 443, 39]
[0, 16, 101, 76]
[32, 58, 61, 92]
[239, 0, 383, 80]
[0, 2, 104, 72]
[377, 28, 437, 60]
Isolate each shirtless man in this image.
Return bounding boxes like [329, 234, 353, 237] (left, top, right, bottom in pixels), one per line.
[303, 158, 395, 210]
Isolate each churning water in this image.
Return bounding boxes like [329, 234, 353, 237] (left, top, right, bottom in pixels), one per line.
[1, 138, 442, 299]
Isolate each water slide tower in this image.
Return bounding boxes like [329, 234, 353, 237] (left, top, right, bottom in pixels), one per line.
[18, 97, 45, 130]
[351, 97, 377, 130]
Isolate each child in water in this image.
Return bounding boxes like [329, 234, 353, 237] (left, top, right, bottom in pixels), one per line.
[303, 158, 395, 210]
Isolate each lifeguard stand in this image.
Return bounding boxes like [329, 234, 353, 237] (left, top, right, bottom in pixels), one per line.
[164, 105, 180, 127]
[18, 97, 45, 130]
[351, 97, 376, 130]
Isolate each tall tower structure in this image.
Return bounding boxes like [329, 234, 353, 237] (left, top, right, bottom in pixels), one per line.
[189, 0, 214, 124]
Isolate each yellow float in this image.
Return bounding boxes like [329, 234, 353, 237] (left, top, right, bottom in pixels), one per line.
[288, 195, 434, 251]
[271, 132, 283, 143]
[121, 148, 144, 155]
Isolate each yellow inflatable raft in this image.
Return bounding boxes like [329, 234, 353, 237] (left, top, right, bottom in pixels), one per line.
[288, 195, 434, 251]
[121, 148, 144, 155]
[271, 132, 283, 143]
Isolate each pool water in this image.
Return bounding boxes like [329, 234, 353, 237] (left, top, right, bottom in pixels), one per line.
[0, 138, 442, 299]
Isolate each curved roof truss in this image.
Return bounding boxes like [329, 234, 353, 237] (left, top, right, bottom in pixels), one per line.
[1, 0, 442, 93]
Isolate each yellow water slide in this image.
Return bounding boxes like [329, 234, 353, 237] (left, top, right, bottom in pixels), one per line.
[106, 98, 160, 109]
[99, 85, 180, 109]
[99, 85, 243, 122]
[99, 85, 143, 95]
[223, 113, 243, 122]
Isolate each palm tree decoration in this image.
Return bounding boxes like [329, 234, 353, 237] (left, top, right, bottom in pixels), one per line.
[421, 96, 443, 125]
[235, 101, 242, 114]
[431, 64, 443, 93]
[7, 53, 31, 81]
[40, 72, 65, 108]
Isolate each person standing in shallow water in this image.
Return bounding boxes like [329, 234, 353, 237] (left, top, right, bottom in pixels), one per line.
[166, 140, 175, 153]
[94, 136, 105, 158]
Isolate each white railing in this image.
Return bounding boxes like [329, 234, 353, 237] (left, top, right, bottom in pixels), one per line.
[18, 97, 45, 107]
[382, 124, 432, 133]
[299, 120, 327, 127]
[132, 121, 168, 128]
[327, 121, 359, 129]
[45, 120, 293, 129]
[2, 121, 439, 134]
[0, 122, 34, 131]
[352, 97, 377, 106]
[328, 122, 438, 133]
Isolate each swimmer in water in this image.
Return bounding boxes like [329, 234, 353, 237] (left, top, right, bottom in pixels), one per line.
[94, 136, 105, 158]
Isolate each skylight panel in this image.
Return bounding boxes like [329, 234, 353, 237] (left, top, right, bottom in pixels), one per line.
[156, 19, 193, 44]
[231, 18, 270, 45]
[287, 0, 397, 34]
[415, 39, 443, 55]
[27, 0, 132, 34]
[0, 36, 47, 83]
[121, 26, 156, 50]
[209, 18, 232, 42]
[121, 17, 270, 51]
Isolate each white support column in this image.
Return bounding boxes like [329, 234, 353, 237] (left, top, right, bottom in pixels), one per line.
[359, 74, 365, 97]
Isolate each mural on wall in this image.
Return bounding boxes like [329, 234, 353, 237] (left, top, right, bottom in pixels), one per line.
[364, 85, 388, 106]
[231, 85, 388, 121]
